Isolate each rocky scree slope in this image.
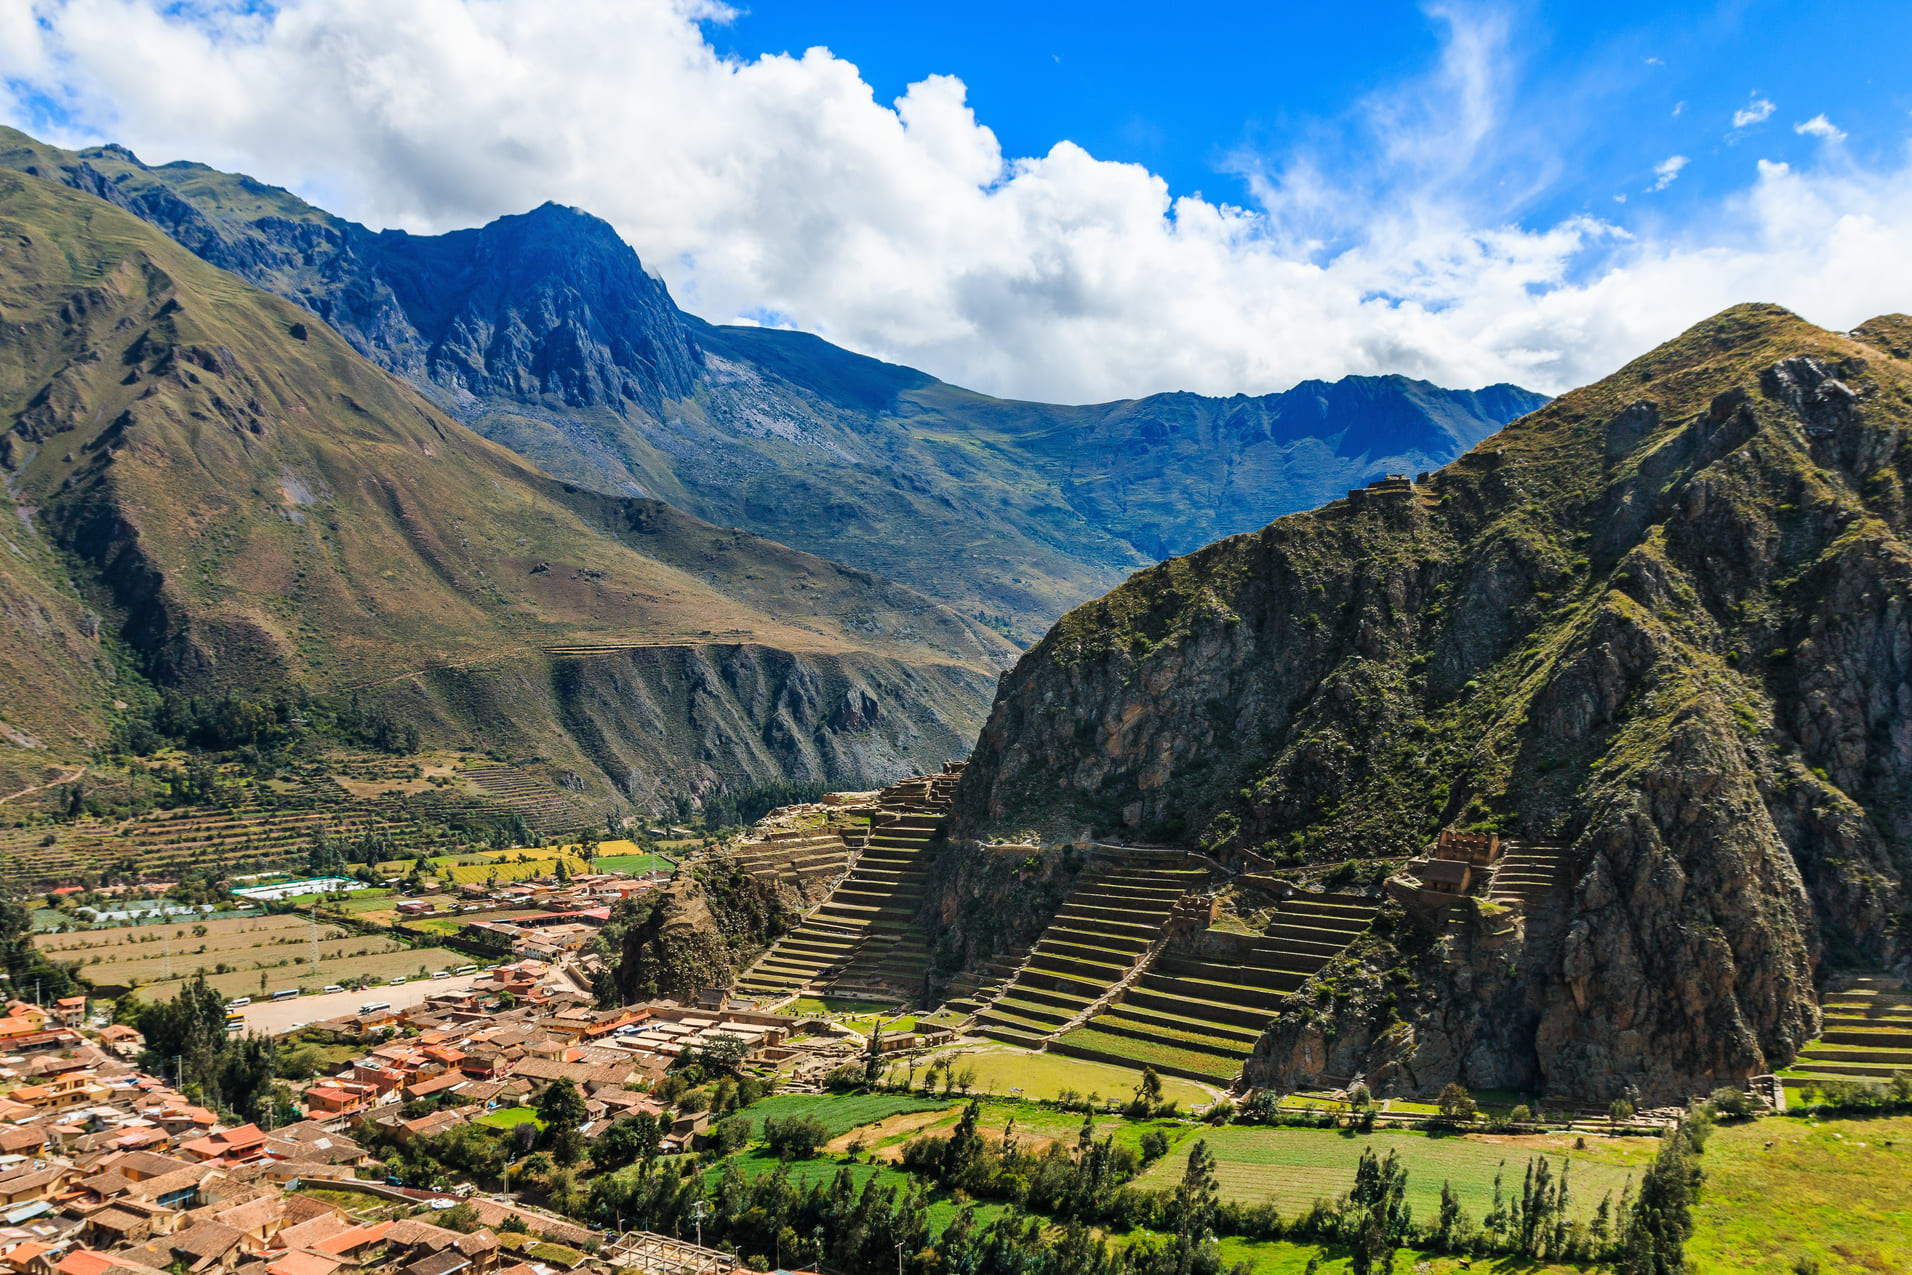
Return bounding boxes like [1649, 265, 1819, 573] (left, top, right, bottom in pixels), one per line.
[0, 127, 1544, 641]
[0, 168, 1012, 799]
[951, 304, 1912, 1102]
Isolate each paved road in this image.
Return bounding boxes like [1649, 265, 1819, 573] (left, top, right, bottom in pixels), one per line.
[234, 971, 493, 1036]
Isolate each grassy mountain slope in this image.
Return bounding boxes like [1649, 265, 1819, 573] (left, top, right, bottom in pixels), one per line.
[0, 128, 1544, 642]
[952, 303, 1912, 1101]
[0, 167, 1014, 799]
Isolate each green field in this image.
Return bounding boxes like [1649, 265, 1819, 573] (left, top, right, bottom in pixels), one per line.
[476, 1107, 544, 1131]
[1687, 1112, 1912, 1273]
[1209, 1238, 1586, 1273]
[592, 853, 674, 875]
[785, 996, 899, 1017]
[893, 1047, 1218, 1106]
[1134, 1124, 1653, 1224]
[739, 1093, 953, 1139]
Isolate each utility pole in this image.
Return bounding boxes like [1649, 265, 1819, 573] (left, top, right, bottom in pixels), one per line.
[691, 1200, 708, 1252]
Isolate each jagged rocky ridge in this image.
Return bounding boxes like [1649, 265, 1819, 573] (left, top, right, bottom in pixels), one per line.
[0, 127, 1545, 638]
[950, 304, 1912, 1102]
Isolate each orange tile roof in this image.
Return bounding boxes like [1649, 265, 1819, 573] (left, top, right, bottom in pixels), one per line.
[265, 1253, 341, 1275]
[313, 1222, 392, 1256]
[57, 1252, 116, 1275]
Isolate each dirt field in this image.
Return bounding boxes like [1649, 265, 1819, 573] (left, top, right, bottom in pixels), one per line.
[233, 970, 496, 1034]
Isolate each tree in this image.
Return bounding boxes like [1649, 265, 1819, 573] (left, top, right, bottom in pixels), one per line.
[596, 1111, 663, 1172]
[697, 1032, 748, 1076]
[1438, 1083, 1478, 1122]
[1609, 1098, 1636, 1126]
[762, 1114, 829, 1159]
[1346, 1147, 1411, 1275]
[862, 1025, 883, 1088]
[709, 1114, 751, 1156]
[439, 1201, 481, 1233]
[1435, 1179, 1469, 1252]
[1709, 1086, 1753, 1119]
[536, 1079, 588, 1142]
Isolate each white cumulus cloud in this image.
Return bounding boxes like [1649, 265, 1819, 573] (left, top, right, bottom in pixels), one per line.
[1651, 155, 1689, 191]
[1795, 114, 1847, 143]
[1734, 97, 1777, 128]
[0, 1, 1907, 404]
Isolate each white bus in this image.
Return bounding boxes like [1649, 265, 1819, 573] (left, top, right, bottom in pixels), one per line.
[358, 1001, 393, 1014]
[453, 965, 477, 976]
[271, 988, 300, 1001]
[225, 997, 251, 1009]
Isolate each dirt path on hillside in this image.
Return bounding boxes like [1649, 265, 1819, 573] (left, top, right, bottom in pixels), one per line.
[0, 765, 85, 805]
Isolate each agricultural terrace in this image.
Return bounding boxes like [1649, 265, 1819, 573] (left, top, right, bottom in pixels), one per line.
[0, 751, 591, 890]
[1132, 1123, 1655, 1225]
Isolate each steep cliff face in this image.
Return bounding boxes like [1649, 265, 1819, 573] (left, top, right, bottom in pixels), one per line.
[952, 304, 1912, 1102]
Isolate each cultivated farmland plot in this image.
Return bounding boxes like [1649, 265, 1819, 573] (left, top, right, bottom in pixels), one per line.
[131, 945, 466, 1003]
[33, 914, 458, 1000]
[1136, 1125, 1654, 1223]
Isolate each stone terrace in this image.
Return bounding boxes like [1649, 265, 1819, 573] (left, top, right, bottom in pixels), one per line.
[968, 855, 1209, 1048]
[733, 769, 960, 1002]
[1781, 977, 1912, 1093]
[1054, 891, 1378, 1085]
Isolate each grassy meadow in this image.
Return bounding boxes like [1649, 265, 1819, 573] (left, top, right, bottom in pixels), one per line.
[1131, 1124, 1654, 1225]
[1687, 1112, 1912, 1274]
[884, 1046, 1219, 1107]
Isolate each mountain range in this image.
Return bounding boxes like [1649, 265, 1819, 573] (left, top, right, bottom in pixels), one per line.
[0, 166, 1012, 802]
[0, 127, 1545, 644]
[950, 302, 1912, 1101]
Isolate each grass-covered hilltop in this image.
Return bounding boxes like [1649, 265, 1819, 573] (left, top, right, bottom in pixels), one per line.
[951, 304, 1912, 1103]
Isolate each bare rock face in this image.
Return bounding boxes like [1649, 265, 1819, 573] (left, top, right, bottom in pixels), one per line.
[953, 305, 1912, 1103]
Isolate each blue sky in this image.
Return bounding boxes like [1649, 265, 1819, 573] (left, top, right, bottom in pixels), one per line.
[711, 0, 1908, 263]
[2, 0, 1909, 401]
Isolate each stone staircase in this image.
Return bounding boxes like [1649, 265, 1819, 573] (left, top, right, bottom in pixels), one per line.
[1054, 891, 1379, 1085]
[732, 770, 960, 1003]
[1487, 844, 1571, 907]
[970, 857, 1208, 1048]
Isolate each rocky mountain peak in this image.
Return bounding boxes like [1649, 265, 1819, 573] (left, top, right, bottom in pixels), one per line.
[368, 201, 703, 411]
[948, 301, 1912, 1103]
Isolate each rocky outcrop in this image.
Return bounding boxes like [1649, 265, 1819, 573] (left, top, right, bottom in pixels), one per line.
[952, 304, 1912, 1103]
